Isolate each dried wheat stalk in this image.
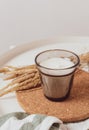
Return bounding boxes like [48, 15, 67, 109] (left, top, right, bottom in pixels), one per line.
[79, 52, 89, 63]
[0, 65, 41, 97]
[0, 52, 89, 97]
[79, 52, 89, 69]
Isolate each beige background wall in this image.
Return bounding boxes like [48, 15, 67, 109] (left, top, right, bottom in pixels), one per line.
[0, 0, 89, 53]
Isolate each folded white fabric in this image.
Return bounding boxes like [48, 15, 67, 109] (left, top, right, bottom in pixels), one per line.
[0, 112, 67, 130]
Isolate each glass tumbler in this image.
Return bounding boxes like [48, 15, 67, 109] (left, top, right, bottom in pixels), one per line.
[35, 49, 80, 101]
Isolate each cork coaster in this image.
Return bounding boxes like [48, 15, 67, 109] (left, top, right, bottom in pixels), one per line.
[16, 70, 89, 122]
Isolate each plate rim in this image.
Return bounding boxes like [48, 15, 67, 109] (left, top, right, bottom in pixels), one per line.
[0, 36, 89, 67]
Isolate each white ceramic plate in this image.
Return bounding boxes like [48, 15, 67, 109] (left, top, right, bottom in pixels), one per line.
[0, 36, 89, 130]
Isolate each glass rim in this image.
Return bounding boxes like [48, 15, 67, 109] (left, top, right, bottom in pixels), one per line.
[35, 49, 80, 70]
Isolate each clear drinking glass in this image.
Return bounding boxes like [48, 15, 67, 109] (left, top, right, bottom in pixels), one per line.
[35, 49, 80, 101]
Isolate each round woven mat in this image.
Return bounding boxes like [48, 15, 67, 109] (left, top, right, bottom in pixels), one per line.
[16, 70, 89, 122]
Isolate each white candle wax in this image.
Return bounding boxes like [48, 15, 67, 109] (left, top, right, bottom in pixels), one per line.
[40, 57, 75, 75]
